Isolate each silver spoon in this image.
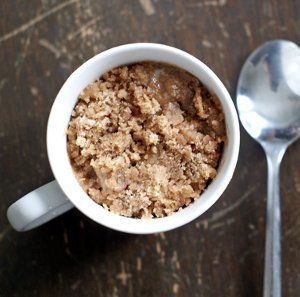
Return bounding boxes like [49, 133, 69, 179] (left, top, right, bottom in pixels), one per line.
[236, 40, 300, 297]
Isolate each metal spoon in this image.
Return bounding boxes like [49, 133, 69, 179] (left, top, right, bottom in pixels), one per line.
[236, 40, 300, 297]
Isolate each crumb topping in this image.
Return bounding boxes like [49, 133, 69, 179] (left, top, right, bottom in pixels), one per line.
[67, 62, 226, 218]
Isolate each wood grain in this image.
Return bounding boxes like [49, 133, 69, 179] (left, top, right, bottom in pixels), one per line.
[1, 0, 300, 296]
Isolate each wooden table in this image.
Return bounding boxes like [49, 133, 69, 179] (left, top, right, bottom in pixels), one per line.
[1, 1, 300, 296]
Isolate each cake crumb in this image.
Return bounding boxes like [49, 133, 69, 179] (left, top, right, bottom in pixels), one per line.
[67, 62, 226, 218]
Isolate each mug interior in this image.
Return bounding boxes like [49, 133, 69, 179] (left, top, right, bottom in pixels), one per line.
[47, 43, 239, 234]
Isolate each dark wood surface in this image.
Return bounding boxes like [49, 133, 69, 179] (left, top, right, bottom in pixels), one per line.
[1, 1, 300, 296]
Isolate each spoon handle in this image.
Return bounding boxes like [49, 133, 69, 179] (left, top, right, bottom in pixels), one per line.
[263, 147, 285, 297]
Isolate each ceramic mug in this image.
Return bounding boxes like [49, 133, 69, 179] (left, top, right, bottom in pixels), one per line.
[7, 43, 240, 234]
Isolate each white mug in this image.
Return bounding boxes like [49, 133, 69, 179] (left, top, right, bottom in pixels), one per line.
[7, 43, 240, 234]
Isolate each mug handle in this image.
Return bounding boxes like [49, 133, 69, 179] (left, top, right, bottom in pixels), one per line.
[7, 180, 74, 231]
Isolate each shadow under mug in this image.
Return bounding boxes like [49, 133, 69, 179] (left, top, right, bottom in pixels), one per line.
[7, 43, 240, 234]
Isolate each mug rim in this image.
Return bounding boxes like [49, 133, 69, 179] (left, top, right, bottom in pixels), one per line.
[47, 43, 240, 234]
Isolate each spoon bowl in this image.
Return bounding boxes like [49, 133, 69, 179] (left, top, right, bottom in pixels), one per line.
[237, 40, 300, 145]
[236, 39, 300, 297]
